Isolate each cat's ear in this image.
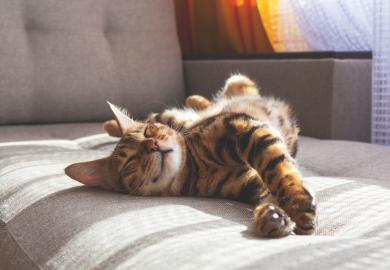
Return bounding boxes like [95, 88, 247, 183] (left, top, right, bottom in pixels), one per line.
[106, 101, 134, 134]
[65, 157, 112, 186]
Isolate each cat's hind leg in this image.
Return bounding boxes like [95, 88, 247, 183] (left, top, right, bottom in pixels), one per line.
[219, 74, 259, 98]
[185, 74, 260, 112]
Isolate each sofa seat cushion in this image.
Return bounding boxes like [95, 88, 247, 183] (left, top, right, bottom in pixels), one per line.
[297, 136, 390, 186]
[0, 123, 103, 142]
[1, 129, 390, 269]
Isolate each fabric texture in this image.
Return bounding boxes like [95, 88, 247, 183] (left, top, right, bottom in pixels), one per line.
[0, 123, 103, 142]
[1, 131, 390, 270]
[289, 0, 373, 51]
[0, 0, 185, 125]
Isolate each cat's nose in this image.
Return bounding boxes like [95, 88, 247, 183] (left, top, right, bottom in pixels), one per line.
[144, 139, 159, 153]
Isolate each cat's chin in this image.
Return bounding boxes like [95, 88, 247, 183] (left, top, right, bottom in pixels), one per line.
[146, 138, 183, 193]
[159, 145, 181, 179]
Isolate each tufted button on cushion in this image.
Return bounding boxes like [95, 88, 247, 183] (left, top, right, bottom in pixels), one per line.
[0, 0, 185, 124]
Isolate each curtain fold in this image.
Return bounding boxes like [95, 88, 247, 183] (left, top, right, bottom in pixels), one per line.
[174, 0, 194, 54]
[256, 0, 283, 51]
[174, 0, 272, 54]
[257, 0, 309, 51]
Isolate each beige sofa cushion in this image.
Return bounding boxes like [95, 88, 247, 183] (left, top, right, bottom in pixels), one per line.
[1, 128, 390, 269]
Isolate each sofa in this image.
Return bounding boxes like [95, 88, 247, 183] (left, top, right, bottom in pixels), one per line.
[1, 1, 390, 269]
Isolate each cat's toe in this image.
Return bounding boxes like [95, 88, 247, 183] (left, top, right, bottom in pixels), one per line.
[288, 189, 316, 235]
[293, 212, 316, 235]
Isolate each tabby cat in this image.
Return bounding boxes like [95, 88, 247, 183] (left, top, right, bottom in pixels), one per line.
[65, 74, 316, 238]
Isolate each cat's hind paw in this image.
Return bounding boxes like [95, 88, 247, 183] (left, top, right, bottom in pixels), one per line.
[253, 203, 295, 238]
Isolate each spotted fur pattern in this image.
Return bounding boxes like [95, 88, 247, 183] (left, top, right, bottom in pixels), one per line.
[67, 74, 315, 238]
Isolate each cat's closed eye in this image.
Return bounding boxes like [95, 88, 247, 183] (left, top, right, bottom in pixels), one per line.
[144, 124, 158, 138]
[144, 127, 152, 138]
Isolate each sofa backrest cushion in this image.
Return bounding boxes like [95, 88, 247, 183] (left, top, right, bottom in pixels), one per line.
[0, 0, 185, 124]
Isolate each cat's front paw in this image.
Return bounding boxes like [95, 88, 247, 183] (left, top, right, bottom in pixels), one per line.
[281, 187, 316, 235]
[185, 95, 211, 111]
[103, 119, 122, 137]
[253, 203, 295, 238]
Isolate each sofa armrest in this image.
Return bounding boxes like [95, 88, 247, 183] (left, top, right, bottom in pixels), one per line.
[183, 57, 371, 142]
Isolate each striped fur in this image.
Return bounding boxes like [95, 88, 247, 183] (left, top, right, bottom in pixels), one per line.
[70, 74, 315, 238]
[146, 74, 300, 158]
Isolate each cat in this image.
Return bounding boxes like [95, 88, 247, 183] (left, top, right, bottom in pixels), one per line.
[65, 74, 316, 238]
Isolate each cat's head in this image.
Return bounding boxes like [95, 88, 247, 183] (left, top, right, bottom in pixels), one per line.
[65, 102, 184, 195]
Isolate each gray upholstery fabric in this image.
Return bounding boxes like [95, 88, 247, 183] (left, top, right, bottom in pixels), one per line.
[297, 137, 390, 186]
[183, 59, 372, 142]
[1, 132, 390, 270]
[0, 0, 185, 125]
[332, 61, 372, 142]
[0, 123, 102, 142]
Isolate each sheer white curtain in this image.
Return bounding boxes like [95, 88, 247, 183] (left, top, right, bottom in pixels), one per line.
[279, 0, 390, 145]
[277, 0, 309, 51]
[289, 0, 373, 51]
[372, 0, 390, 145]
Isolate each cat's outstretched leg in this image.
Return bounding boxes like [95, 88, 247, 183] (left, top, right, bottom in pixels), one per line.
[247, 129, 315, 235]
[226, 115, 316, 235]
[223, 169, 294, 238]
